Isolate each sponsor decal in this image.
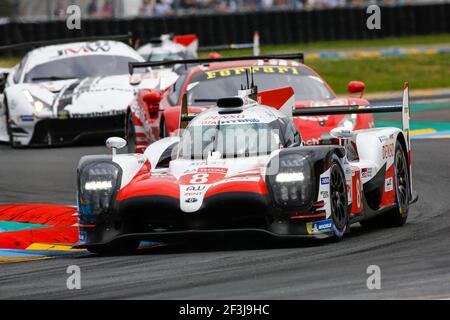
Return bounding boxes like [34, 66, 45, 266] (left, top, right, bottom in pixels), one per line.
[304, 138, 321, 146]
[58, 42, 111, 56]
[19, 115, 34, 122]
[79, 231, 87, 243]
[378, 135, 388, 143]
[382, 143, 394, 159]
[204, 66, 301, 80]
[345, 167, 353, 175]
[307, 219, 334, 235]
[320, 191, 329, 198]
[185, 198, 198, 203]
[361, 168, 372, 178]
[185, 185, 207, 191]
[385, 177, 393, 192]
[299, 116, 329, 122]
[320, 177, 330, 185]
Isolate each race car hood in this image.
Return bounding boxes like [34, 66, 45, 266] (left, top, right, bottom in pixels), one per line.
[117, 156, 271, 213]
[23, 74, 163, 117]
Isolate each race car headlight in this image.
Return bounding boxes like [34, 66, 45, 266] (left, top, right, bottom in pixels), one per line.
[338, 113, 357, 130]
[78, 162, 121, 213]
[23, 90, 52, 113]
[266, 153, 314, 208]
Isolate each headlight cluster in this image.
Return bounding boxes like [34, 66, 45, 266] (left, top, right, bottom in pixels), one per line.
[78, 162, 121, 213]
[266, 153, 314, 208]
[23, 90, 52, 113]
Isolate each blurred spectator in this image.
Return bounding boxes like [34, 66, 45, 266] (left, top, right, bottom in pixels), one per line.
[4, 0, 438, 20]
[53, 1, 65, 17]
[139, 0, 155, 16]
[154, 0, 173, 15]
[101, 0, 114, 17]
[87, 0, 98, 16]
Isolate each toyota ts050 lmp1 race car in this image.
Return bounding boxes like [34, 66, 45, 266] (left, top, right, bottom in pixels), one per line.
[125, 53, 373, 153]
[0, 35, 178, 147]
[75, 80, 417, 254]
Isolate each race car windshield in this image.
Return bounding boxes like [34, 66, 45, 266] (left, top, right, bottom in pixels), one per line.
[144, 52, 184, 62]
[186, 66, 334, 105]
[179, 121, 281, 159]
[24, 55, 143, 83]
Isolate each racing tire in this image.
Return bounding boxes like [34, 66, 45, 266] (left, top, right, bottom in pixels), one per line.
[87, 239, 140, 256]
[126, 112, 137, 153]
[160, 118, 168, 138]
[4, 99, 18, 148]
[329, 158, 349, 240]
[360, 140, 410, 228]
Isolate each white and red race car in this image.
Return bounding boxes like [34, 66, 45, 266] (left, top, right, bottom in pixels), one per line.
[0, 37, 178, 147]
[136, 34, 199, 62]
[75, 82, 417, 254]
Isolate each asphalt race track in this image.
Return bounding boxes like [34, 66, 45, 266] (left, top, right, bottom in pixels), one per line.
[1, 131, 450, 299]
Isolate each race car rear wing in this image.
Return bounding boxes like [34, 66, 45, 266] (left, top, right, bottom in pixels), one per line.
[292, 83, 411, 150]
[293, 83, 414, 201]
[0, 33, 134, 53]
[128, 53, 305, 75]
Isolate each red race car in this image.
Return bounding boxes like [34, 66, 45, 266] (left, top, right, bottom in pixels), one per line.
[126, 54, 374, 152]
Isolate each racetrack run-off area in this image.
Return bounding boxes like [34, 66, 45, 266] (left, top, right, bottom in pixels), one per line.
[0, 99, 450, 299]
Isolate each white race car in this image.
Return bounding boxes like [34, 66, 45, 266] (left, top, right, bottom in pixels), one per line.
[75, 81, 418, 253]
[0, 39, 178, 147]
[137, 34, 198, 62]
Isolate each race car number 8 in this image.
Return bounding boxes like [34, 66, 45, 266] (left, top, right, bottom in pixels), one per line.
[190, 174, 209, 184]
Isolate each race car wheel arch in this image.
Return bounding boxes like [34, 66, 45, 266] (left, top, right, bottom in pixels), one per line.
[329, 155, 349, 239]
[360, 139, 410, 228]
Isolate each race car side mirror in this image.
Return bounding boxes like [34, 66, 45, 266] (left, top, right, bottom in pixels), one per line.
[106, 137, 127, 155]
[330, 127, 354, 139]
[347, 81, 365, 98]
[330, 127, 354, 146]
[129, 74, 141, 86]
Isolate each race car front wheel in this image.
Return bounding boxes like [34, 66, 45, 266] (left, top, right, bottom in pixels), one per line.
[361, 140, 410, 228]
[329, 159, 349, 239]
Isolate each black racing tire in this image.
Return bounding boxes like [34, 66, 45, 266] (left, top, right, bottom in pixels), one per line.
[87, 239, 140, 256]
[360, 140, 410, 228]
[160, 117, 168, 139]
[4, 98, 16, 147]
[126, 112, 137, 153]
[329, 158, 349, 240]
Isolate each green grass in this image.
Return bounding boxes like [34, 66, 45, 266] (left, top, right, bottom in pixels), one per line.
[199, 34, 450, 57]
[2, 34, 449, 93]
[0, 57, 19, 68]
[309, 54, 450, 94]
[197, 34, 450, 94]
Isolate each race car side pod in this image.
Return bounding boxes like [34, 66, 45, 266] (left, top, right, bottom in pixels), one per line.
[292, 82, 416, 203]
[0, 33, 134, 52]
[128, 53, 304, 75]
